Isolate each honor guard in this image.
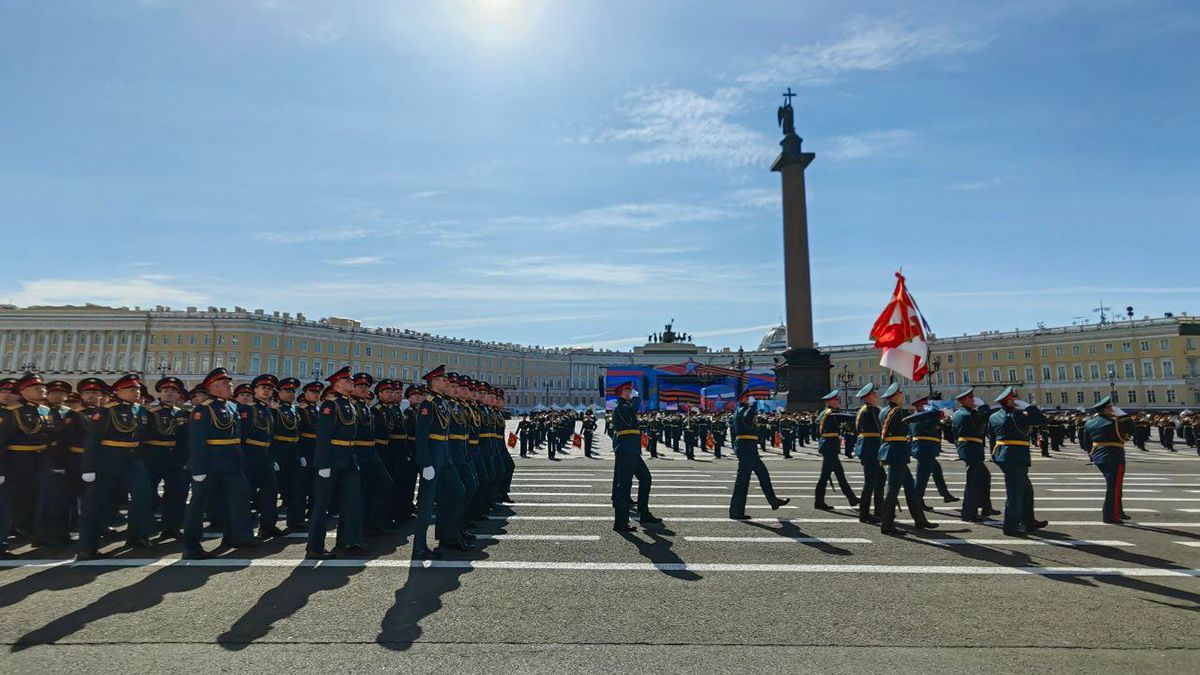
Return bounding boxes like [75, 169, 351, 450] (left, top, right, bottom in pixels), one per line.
[611, 382, 661, 531]
[371, 379, 406, 525]
[0, 374, 59, 549]
[145, 376, 190, 540]
[270, 377, 302, 529]
[950, 389, 999, 522]
[988, 387, 1049, 537]
[35, 380, 73, 546]
[241, 374, 283, 539]
[728, 389, 789, 520]
[1084, 396, 1135, 524]
[582, 412, 597, 458]
[395, 384, 422, 520]
[878, 383, 938, 536]
[79, 373, 156, 559]
[852, 384, 885, 523]
[286, 381, 321, 531]
[351, 372, 394, 538]
[908, 395, 958, 509]
[183, 368, 257, 559]
[411, 366, 468, 558]
[443, 374, 477, 546]
[305, 366, 366, 560]
[813, 390, 859, 511]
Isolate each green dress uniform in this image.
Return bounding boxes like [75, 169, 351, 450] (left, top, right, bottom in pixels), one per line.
[306, 385, 365, 557]
[950, 394, 995, 522]
[270, 390, 300, 522]
[445, 389, 478, 539]
[183, 372, 255, 558]
[239, 394, 280, 538]
[611, 391, 657, 529]
[909, 406, 956, 507]
[0, 397, 55, 544]
[877, 389, 936, 535]
[285, 386, 319, 530]
[413, 380, 468, 555]
[143, 400, 189, 537]
[80, 382, 156, 554]
[853, 388, 884, 522]
[350, 377, 392, 537]
[1083, 398, 1134, 524]
[813, 400, 858, 510]
[729, 398, 787, 519]
[988, 388, 1048, 536]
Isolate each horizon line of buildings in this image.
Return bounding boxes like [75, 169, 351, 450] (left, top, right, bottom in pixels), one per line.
[0, 304, 1197, 411]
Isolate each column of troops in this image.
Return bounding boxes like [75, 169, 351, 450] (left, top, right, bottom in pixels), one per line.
[0, 364, 515, 560]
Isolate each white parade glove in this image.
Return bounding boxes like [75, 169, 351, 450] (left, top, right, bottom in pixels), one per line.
[940, 409, 952, 419]
[318, 468, 332, 478]
[1014, 399, 1031, 410]
[192, 474, 206, 483]
[400, 399, 411, 411]
[273, 462, 280, 471]
[422, 466, 435, 481]
[52, 468, 66, 475]
[82, 472, 97, 483]
[1112, 406, 1127, 417]
[0, 475, 5, 486]
[973, 397, 985, 408]
[299, 457, 307, 467]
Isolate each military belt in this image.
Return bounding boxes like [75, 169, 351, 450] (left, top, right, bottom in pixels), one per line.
[911, 436, 941, 442]
[100, 440, 139, 448]
[858, 433, 881, 438]
[616, 430, 641, 437]
[273, 435, 299, 442]
[1092, 441, 1125, 448]
[70, 446, 85, 454]
[329, 439, 355, 447]
[144, 440, 176, 448]
[957, 436, 984, 444]
[995, 440, 1031, 447]
[375, 440, 388, 446]
[244, 438, 271, 448]
[428, 434, 448, 441]
[388, 434, 407, 440]
[301, 432, 317, 439]
[883, 436, 908, 442]
[353, 440, 374, 447]
[448, 434, 468, 441]
[468, 440, 480, 445]
[7, 444, 46, 452]
[821, 433, 839, 438]
[207, 439, 240, 446]
[735, 434, 758, 440]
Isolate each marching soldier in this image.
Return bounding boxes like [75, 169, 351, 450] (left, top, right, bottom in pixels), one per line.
[950, 389, 998, 522]
[683, 410, 698, 460]
[729, 389, 790, 520]
[1084, 397, 1134, 524]
[412, 366, 468, 557]
[351, 373, 393, 537]
[813, 391, 859, 511]
[144, 376, 190, 540]
[372, 379, 406, 524]
[286, 381, 321, 531]
[878, 383, 938, 536]
[611, 382, 661, 531]
[79, 373, 155, 559]
[646, 412, 661, 458]
[241, 374, 283, 539]
[35, 380, 73, 546]
[271, 377, 302, 527]
[989, 387, 1049, 537]
[517, 414, 532, 457]
[305, 366, 366, 559]
[853, 384, 884, 523]
[0, 374, 60, 548]
[394, 384, 421, 519]
[183, 368, 257, 559]
[909, 395, 958, 509]
[444, 374, 478, 541]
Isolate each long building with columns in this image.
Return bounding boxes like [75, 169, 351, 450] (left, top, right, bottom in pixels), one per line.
[1, 304, 1197, 411]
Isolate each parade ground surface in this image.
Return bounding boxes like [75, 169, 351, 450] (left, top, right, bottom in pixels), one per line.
[1, 423, 1198, 674]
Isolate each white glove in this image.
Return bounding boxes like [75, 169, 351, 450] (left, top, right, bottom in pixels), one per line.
[400, 399, 411, 411]
[0, 475, 5, 486]
[192, 474, 206, 483]
[422, 466, 435, 481]
[940, 409, 952, 419]
[273, 462, 280, 471]
[1014, 399, 1031, 410]
[318, 468, 331, 478]
[82, 472, 97, 483]
[973, 397, 985, 408]
[1112, 406, 1127, 417]
[52, 468, 66, 475]
[299, 457, 307, 467]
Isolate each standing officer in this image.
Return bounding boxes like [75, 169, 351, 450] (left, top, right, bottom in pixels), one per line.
[909, 395, 958, 510]
[729, 389, 790, 520]
[646, 413, 661, 459]
[271, 377, 302, 527]
[352, 372, 393, 537]
[372, 379, 404, 525]
[145, 376, 190, 540]
[1, 374, 61, 548]
[517, 415, 532, 457]
[878, 383, 938, 536]
[35, 380, 73, 546]
[582, 411, 597, 458]
[241, 374, 282, 539]
[394, 384, 422, 520]
[444, 374, 478, 541]
[989, 387, 1049, 537]
[853, 384, 884, 523]
[79, 373, 155, 558]
[813, 391, 859, 511]
[950, 389, 999, 522]
[306, 366, 365, 560]
[285, 380, 321, 531]
[183, 368, 256, 559]
[683, 411, 698, 460]
[412, 366, 468, 556]
[1084, 396, 1135, 524]
[611, 382, 661, 531]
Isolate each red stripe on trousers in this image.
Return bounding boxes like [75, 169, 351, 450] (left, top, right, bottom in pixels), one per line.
[1113, 463, 1124, 521]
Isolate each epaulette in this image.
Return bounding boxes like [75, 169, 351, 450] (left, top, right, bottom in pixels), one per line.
[146, 403, 162, 412]
[3, 403, 19, 411]
[105, 401, 121, 408]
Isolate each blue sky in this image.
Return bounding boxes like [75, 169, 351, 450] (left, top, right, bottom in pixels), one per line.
[2, 0, 1197, 351]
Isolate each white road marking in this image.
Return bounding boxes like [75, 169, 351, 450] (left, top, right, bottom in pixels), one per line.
[1048, 489, 1160, 493]
[485, 516, 1200, 526]
[684, 536, 873, 544]
[1, 559, 1196, 577]
[918, 538, 1134, 547]
[474, 534, 601, 541]
[831, 506, 1159, 513]
[1173, 541, 1200, 547]
[506, 502, 790, 509]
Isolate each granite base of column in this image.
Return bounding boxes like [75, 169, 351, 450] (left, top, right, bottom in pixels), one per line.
[775, 347, 832, 412]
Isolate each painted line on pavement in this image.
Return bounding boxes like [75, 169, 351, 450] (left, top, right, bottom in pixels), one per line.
[485, 515, 1200, 527]
[918, 538, 1134, 547]
[474, 534, 601, 541]
[684, 536, 873, 544]
[1174, 541, 1200, 547]
[1, 558, 1196, 577]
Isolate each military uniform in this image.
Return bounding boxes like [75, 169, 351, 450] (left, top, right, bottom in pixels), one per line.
[351, 373, 393, 537]
[988, 387, 1048, 536]
[0, 375, 60, 547]
[1084, 397, 1135, 524]
[240, 374, 282, 538]
[270, 378, 302, 526]
[878, 383, 936, 535]
[813, 394, 858, 510]
[729, 393, 788, 519]
[144, 377, 190, 538]
[582, 414, 597, 457]
[950, 389, 996, 522]
[306, 367, 365, 558]
[909, 397, 957, 508]
[853, 385, 884, 523]
[286, 381, 321, 530]
[412, 365, 468, 557]
[611, 385, 658, 530]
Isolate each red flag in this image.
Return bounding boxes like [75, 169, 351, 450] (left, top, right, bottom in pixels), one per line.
[507, 432, 518, 449]
[869, 272, 932, 381]
[572, 433, 582, 448]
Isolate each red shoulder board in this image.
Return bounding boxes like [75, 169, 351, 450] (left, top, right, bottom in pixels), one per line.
[193, 412, 203, 420]
[323, 407, 331, 414]
[91, 413, 101, 421]
[420, 408, 429, 416]
[240, 412, 248, 419]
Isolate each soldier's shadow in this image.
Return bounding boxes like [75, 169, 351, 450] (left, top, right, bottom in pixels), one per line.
[10, 562, 237, 651]
[0, 562, 123, 613]
[745, 520, 852, 556]
[619, 526, 702, 581]
[902, 532, 1094, 589]
[375, 512, 509, 651]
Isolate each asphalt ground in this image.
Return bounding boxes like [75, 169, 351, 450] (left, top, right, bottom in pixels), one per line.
[1, 424, 1197, 673]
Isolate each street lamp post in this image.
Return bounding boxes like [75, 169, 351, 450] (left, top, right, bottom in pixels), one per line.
[1108, 367, 1117, 402]
[836, 364, 855, 409]
[926, 354, 942, 399]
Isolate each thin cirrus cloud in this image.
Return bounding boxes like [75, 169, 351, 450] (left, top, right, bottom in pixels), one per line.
[0, 277, 209, 308]
[325, 255, 387, 266]
[253, 226, 374, 243]
[589, 17, 985, 168]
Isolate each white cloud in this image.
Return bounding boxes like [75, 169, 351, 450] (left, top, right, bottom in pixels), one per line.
[947, 177, 1005, 191]
[253, 226, 374, 243]
[728, 188, 778, 211]
[1, 277, 209, 308]
[326, 255, 386, 266]
[826, 129, 917, 160]
[740, 16, 988, 86]
[584, 87, 772, 168]
[406, 190, 447, 199]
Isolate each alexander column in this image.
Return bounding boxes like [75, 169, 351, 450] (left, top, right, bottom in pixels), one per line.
[771, 88, 831, 411]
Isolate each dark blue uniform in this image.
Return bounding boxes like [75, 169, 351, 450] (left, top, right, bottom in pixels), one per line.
[1084, 413, 1134, 523]
[814, 408, 857, 509]
[729, 402, 785, 519]
[239, 399, 280, 537]
[989, 403, 1048, 535]
[285, 400, 317, 530]
[143, 403, 189, 537]
[878, 404, 935, 533]
[81, 401, 155, 552]
[270, 401, 300, 525]
[354, 397, 393, 535]
[611, 397, 654, 527]
[412, 392, 465, 554]
[854, 403, 884, 521]
[0, 401, 58, 548]
[909, 412, 955, 506]
[307, 393, 364, 555]
[951, 405, 994, 521]
[183, 399, 255, 556]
